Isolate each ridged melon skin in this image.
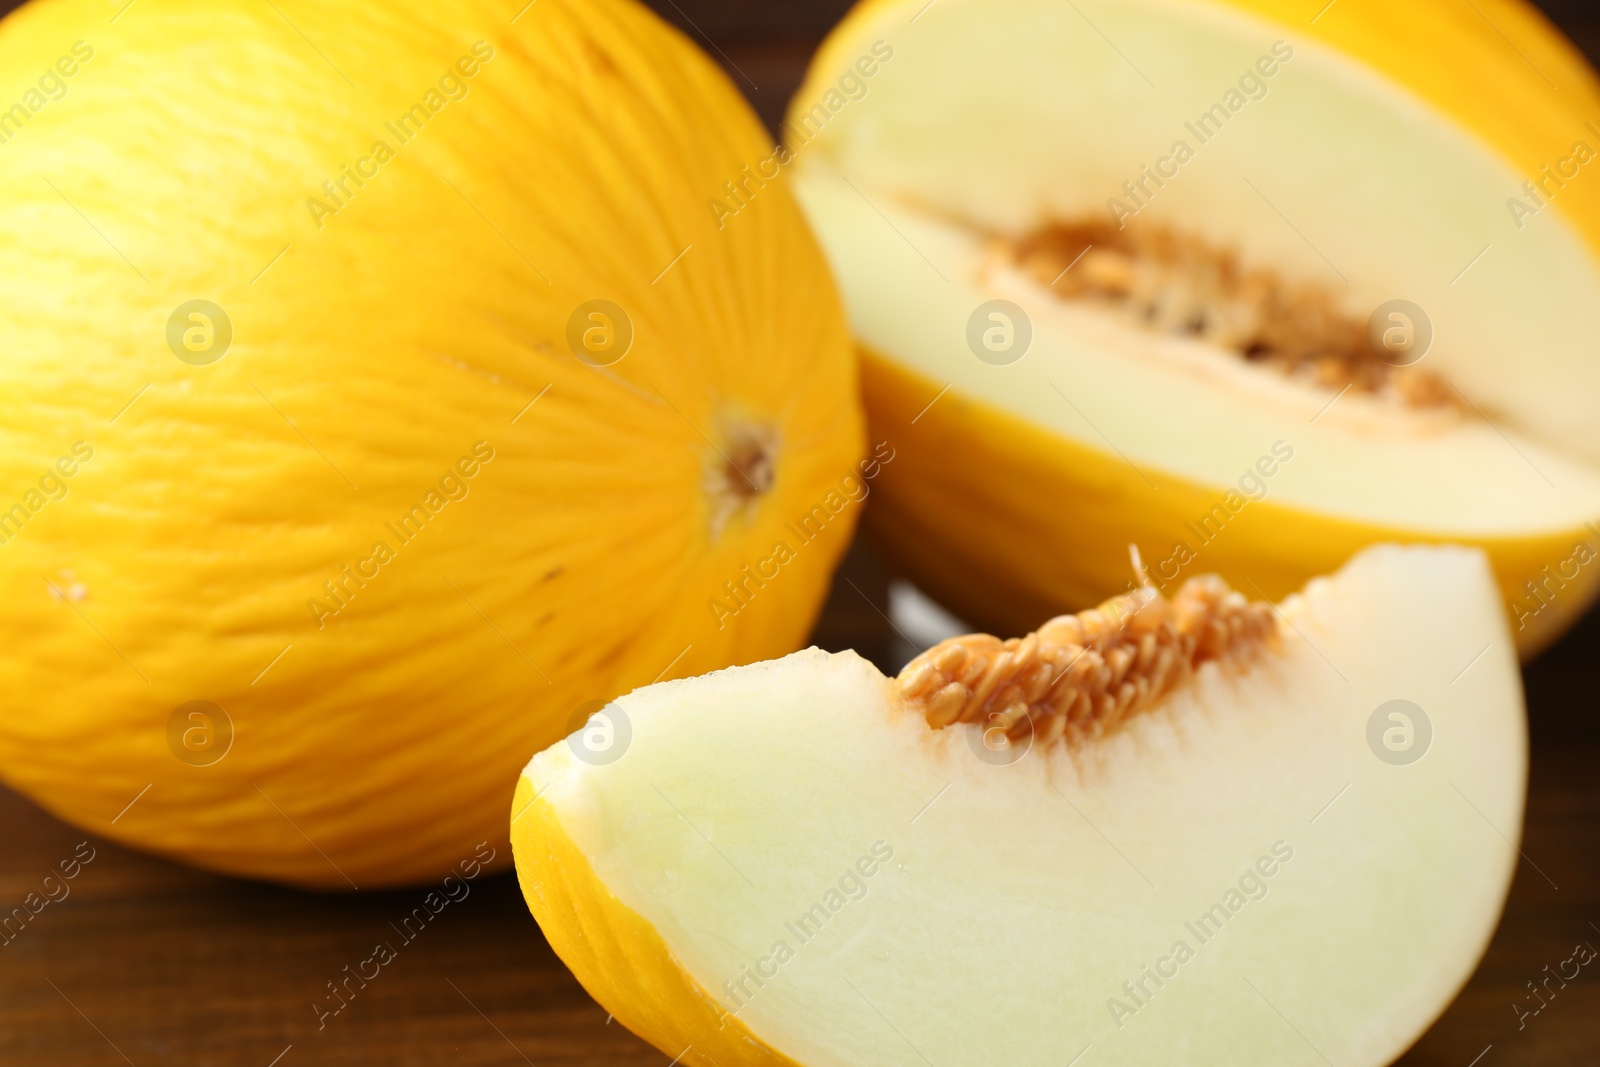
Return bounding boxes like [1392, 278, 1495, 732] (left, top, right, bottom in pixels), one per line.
[791, 0, 1600, 656]
[0, 0, 861, 887]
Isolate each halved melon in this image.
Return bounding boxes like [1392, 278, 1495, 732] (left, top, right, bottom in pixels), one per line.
[513, 545, 1525, 1066]
[783, 0, 1600, 655]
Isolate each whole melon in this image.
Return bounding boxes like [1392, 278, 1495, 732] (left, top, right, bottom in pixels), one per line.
[0, 0, 862, 887]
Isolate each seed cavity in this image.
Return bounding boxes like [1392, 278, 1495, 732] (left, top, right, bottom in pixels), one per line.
[894, 574, 1278, 749]
[1011, 219, 1455, 411]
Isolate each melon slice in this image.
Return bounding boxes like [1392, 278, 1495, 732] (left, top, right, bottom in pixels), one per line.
[782, 0, 1600, 655]
[512, 545, 1525, 1067]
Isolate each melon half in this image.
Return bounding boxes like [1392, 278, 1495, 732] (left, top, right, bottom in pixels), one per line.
[512, 545, 1525, 1067]
[782, 0, 1600, 655]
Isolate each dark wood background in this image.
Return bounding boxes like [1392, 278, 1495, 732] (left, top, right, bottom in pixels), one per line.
[4, 1, 1600, 1064]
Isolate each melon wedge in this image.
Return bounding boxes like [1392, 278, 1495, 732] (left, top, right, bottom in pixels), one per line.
[512, 545, 1525, 1067]
[782, 0, 1600, 656]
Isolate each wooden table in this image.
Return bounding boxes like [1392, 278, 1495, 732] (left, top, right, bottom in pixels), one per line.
[4, 1, 1600, 1063]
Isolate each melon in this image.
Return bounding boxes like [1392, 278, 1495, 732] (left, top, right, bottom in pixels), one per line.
[513, 544, 1525, 1066]
[783, 0, 1600, 655]
[0, 0, 860, 887]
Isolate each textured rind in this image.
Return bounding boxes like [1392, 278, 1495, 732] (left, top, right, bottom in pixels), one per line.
[860, 350, 1600, 656]
[510, 776, 804, 1067]
[0, 0, 861, 887]
[790, 0, 1600, 658]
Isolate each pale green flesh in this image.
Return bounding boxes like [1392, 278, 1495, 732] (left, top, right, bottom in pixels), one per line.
[789, 0, 1600, 536]
[526, 546, 1525, 1067]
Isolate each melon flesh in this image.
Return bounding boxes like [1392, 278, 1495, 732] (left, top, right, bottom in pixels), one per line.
[520, 545, 1525, 1067]
[789, 0, 1600, 538]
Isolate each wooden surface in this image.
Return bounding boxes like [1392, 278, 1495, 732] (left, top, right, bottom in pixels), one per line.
[5, 1, 1600, 1064]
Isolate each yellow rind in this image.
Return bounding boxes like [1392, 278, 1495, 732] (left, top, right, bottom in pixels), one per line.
[510, 775, 803, 1067]
[861, 350, 1600, 657]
